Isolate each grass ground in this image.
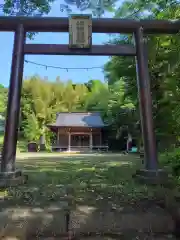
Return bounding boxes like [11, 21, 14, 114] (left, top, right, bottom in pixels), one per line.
[0, 154, 164, 206]
[0, 153, 176, 239]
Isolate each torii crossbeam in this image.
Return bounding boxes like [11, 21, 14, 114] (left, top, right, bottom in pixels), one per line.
[0, 16, 176, 186]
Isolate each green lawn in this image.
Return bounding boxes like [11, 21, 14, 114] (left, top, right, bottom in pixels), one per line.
[0, 154, 172, 208]
[0, 154, 177, 239]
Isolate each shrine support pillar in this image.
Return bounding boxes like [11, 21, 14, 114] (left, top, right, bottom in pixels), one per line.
[57, 128, 60, 145]
[90, 131, 93, 151]
[68, 132, 71, 152]
[134, 27, 168, 184]
[0, 24, 27, 186]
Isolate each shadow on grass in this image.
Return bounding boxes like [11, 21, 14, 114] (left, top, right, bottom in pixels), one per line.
[0, 155, 174, 239]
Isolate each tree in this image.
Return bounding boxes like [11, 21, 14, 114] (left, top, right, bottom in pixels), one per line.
[0, 85, 8, 116]
[21, 76, 56, 143]
[60, 0, 116, 17]
[85, 80, 109, 118]
[1, 0, 116, 18]
[104, 0, 180, 150]
[21, 76, 90, 144]
[2, 72, 139, 151]
[2, 0, 54, 17]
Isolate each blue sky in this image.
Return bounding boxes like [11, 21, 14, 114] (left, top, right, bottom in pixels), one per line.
[0, 1, 119, 87]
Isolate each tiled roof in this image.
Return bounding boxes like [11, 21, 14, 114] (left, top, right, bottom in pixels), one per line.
[53, 112, 105, 127]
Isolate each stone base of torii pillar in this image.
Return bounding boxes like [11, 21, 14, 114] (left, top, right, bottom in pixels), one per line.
[134, 169, 170, 185]
[0, 169, 28, 188]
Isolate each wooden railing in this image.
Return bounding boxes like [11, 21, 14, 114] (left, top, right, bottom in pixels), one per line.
[51, 145, 109, 152]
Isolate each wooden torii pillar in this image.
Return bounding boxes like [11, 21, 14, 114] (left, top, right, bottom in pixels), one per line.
[134, 27, 167, 183]
[0, 24, 27, 186]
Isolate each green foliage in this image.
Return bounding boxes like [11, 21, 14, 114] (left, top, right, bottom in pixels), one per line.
[104, 0, 180, 151]
[23, 113, 41, 141]
[0, 75, 136, 151]
[0, 85, 8, 115]
[3, 0, 54, 16]
[2, 0, 54, 39]
[160, 148, 180, 177]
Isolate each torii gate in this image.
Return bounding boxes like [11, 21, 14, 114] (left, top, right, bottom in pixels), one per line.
[0, 16, 179, 186]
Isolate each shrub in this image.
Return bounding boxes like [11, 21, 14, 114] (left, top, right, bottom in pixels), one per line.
[160, 148, 180, 177]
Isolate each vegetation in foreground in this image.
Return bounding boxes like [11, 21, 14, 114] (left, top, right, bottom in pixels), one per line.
[0, 154, 176, 207]
[0, 154, 178, 239]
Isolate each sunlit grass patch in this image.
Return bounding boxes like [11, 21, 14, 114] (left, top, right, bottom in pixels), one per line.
[0, 154, 173, 208]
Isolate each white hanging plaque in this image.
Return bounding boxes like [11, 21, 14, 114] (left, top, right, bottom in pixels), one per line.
[69, 14, 92, 49]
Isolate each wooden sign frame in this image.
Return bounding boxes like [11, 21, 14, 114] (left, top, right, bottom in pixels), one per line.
[69, 14, 92, 49]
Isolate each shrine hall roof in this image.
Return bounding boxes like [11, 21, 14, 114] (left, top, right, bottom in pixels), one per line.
[50, 112, 105, 128]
